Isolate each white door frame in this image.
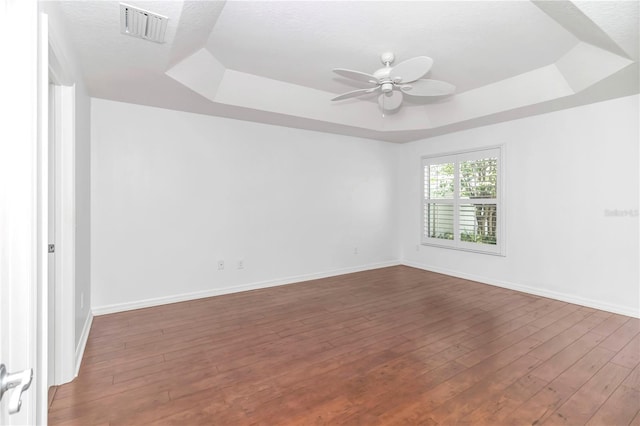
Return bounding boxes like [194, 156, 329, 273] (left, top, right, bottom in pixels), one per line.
[48, 16, 77, 386]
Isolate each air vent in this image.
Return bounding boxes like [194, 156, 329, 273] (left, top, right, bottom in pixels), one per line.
[120, 3, 168, 43]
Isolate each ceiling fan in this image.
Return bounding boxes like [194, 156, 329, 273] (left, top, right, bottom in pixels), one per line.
[331, 52, 455, 113]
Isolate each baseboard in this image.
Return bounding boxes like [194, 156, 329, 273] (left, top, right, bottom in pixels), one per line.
[403, 260, 639, 318]
[92, 260, 401, 316]
[74, 311, 93, 376]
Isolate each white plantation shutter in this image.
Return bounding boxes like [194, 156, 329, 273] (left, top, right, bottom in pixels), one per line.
[423, 161, 454, 241]
[422, 147, 503, 255]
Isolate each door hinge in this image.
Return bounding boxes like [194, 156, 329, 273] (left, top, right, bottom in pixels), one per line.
[48, 244, 55, 253]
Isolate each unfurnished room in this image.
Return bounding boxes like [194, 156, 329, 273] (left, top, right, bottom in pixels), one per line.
[0, 0, 638, 425]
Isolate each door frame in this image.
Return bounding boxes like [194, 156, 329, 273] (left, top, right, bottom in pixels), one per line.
[48, 15, 77, 386]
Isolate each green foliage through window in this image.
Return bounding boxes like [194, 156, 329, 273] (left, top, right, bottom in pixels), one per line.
[460, 158, 497, 199]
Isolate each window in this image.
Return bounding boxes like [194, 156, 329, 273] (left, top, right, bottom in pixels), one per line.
[422, 147, 503, 255]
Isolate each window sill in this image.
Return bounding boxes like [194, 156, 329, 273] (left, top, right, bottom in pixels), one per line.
[420, 241, 505, 257]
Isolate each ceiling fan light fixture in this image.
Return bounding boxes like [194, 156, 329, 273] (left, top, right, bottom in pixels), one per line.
[379, 91, 403, 114]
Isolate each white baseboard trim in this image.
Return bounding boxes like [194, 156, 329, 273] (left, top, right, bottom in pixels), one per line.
[403, 260, 639, 319]
[92, 260, 401, 316]
[74, 311, 93, 377]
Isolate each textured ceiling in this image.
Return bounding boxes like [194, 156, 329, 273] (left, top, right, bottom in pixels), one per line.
[206, 1, 576, 95]
[54, 0, 639, 143]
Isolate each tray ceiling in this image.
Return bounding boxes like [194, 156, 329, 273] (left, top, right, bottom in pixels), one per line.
[55, 0, 639, 143]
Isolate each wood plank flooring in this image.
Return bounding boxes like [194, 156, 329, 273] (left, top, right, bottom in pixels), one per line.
[49, 266, 640, 425]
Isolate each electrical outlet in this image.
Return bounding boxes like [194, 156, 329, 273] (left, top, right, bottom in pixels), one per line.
[237, 259, 244, 270]
[217, 260, 224, 270]
[354, 247, 358, 255]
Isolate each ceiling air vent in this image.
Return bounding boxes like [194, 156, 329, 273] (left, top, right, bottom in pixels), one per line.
[120, 3, 168, 43]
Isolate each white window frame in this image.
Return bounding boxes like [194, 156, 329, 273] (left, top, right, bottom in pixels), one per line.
[421, 146, 504, 256]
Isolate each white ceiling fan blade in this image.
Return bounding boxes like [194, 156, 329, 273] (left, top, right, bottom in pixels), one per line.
[333, 68, 378, 84]
[389, 56, 433, 83]
[400, 79, 456, 97]
[331, 87, 379, 101]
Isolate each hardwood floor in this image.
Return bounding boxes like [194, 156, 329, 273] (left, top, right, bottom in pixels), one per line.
[49, 266, 640, 425]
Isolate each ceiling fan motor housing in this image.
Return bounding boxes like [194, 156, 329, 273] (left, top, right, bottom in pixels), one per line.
[373, 67, 391, 81]
[374, 67, 395, 93]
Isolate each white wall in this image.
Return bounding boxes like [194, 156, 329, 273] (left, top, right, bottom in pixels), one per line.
[91, 99, 399, 312]
[91, 95, 638, 317]
[399, 95, 639, 317]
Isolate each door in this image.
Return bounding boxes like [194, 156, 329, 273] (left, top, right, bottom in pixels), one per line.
[0, 0, 48, 424]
